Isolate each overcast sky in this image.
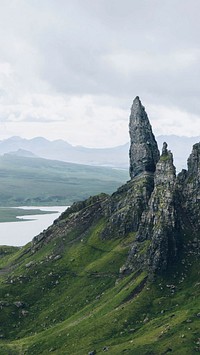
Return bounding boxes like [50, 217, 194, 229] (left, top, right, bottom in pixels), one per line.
[0, 0, 200, 147]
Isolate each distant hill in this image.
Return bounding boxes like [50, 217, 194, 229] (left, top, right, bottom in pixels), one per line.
[0, 136, 129, 168]
[0, 154, 128, 206]
[0, 135, 199, 171]
[8, 149, 38, 158]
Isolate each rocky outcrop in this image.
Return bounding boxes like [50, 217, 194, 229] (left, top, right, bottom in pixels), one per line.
[176, 143, 200, 231]
[31, 97, 200, 278]
[186, 144, 200, 228]
[144, 143, 178, 272]
[129, 96, 160, 178]
[123, 143, 179, 274]
[101, 173, 154, 239]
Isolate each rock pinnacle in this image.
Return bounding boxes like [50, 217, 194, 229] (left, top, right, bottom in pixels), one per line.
[129, 96, 160, 178]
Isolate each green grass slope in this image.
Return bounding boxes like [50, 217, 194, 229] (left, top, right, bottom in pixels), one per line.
[0, 154, 128, 206]
[0, 210, 199, 354]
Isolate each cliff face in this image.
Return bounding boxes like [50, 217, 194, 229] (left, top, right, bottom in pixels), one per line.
[178, 143, 200, 229]
[129, 96, 160, 178]
[124, 142, 179, 275]
[31, 97, 200, 277]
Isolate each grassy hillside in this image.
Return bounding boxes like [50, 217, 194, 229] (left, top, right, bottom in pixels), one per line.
[0, 203, 199, 354]
[0, 154, 128, 206]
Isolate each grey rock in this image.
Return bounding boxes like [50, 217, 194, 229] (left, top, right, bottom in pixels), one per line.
[21, 310, 29, 316]
[25, 261, 34, 268]
[103, 346, 109, 351]
[13, 301, 25, 308]
[129, 96, 160, 178]
[177, 143, 200, 231]
[125, 143, 179, 274]
[162, 141, 168, 155]
[54, 255, 62, 261]
[0, 301, 9, 307]
[101, 174, 154, 239]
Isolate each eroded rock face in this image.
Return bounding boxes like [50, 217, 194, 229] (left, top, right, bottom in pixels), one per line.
[129, 96, 160, 178]
[101, 173, 154, 239]
[144, 144, 179, 272]
[125, 143, 179, 274]
[187, 143, 200, 176]
[177, 143, 200, 231]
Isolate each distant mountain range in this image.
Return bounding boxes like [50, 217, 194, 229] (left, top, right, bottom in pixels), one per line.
[0, 135, 199, 171]
[0, 136, 129, 168]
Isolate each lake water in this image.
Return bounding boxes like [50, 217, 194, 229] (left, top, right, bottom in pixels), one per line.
[0, 206, 68, 247]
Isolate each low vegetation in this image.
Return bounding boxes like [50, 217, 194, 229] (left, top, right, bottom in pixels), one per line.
[0, 154, 128, 206]
[0, 212, 199, 354]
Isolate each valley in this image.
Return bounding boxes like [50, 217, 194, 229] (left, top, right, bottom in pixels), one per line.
[0, 155, 128, 207]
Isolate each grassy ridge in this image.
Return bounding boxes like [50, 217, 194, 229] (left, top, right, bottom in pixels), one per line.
[0, 154, 128, 206]
[0, 217, 199, 354]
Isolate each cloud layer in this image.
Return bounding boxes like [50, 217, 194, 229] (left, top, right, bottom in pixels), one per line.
[0, 0, 200, 146]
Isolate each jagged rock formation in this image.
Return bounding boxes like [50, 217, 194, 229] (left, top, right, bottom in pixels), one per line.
[124, 142, 179, 275]
[1, 97, 200, 355]
[31, 97, 200, 278]
[176, 143, 200, 231]
[100, 174, 154, 239]
[146, 143, 179, 272]
[129, 96, 160, 178]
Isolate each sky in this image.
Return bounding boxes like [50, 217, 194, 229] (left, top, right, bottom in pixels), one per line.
[0, 0, 200, 147]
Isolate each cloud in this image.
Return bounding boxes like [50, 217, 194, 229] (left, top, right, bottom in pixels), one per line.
[0, 0, 200, 146]
[0, 92, 128, 147]
[148, 104, 200, 137]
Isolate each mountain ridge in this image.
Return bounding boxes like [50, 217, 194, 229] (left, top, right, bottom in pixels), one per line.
[0, 97, 199, 354]
[0, 134, 199, 171]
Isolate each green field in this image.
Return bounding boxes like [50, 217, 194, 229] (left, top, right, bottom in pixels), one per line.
[0, 154, 128, 206]
[0, 207, 56, 223]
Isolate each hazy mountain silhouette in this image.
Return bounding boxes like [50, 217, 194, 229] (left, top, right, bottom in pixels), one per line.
[0, 135, 199, 171]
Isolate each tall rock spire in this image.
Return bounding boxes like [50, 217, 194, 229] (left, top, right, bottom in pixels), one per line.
[124, 142, 178, 275]
[129, 96, 160, 178]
